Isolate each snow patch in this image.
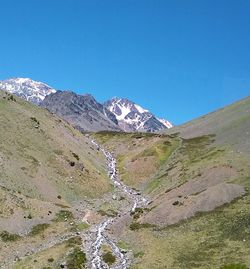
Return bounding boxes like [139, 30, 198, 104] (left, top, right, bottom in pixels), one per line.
[158, 118, 173, 128]
[134, 104, 148, 113]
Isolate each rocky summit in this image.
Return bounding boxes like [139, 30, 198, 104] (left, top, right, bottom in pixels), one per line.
[104, 97, 173, 132]
[0, 78, 56, 105]
[41, 91, 121, 132]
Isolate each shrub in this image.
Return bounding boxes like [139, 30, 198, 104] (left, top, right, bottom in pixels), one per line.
[129, 222, 156, 230]
[77, 222, 89, 231]
[66, 247, 86, 269]
[130, 207, 144, 219]
[97, 209, 117, 217]
[30, 117, 40, 125]
[66, 236, 82, 247]
[72, 152, 80, 160]
[54, 210, 73, 222]
[0, 231, 21, 242]
[8, 94, 16, 102]
[29, 223, 50, 236]
[102, 252, 116, 265]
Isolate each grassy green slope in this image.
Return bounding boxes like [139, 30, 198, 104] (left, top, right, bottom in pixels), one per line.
[166, 96, 250, 153]
[0, 91, 110, 202]
[94, 97, 250, 269]
[0, 91, 111, 268]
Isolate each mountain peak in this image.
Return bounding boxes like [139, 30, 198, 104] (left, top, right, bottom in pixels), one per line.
[41, 90, 120, 132]
[104, 97, 172, 132]
[0, 77, 56, 105]
[10, 77, 31, 83]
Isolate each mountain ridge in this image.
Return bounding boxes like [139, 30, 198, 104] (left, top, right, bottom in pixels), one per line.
[104, 97, 173, 132]
[41, 90, 121, 132]
[0, 77, 172, 133]
[0, 77, 56, 105]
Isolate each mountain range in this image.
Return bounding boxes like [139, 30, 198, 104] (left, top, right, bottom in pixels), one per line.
[0, 78, 172, 132]
[0, 81, 249, 269]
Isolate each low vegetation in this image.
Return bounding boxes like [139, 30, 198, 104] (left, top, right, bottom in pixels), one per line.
[54, 210, 74, 222]
[66, 247, 87, 269]
[0, 230, 21, 242]
[66, 236, 82, 247]
[97, 209, 118, 217]
[77, 222, 89, 230]
[130, 207, 144, 219]
[29, 223, 50, 236]
[220, 264, 249, 269]
[102, 251, 116, 266]
[129, 222, 156, 231]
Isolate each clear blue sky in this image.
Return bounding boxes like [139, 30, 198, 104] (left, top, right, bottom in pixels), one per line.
[0, 0, 249, 125]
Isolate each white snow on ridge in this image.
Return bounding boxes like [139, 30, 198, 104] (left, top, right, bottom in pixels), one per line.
[105, 97, 173, 132]
[158, 118, 173, 128]
[0, 77, 56, 104]
[15, 78, 30, 84]
[134, 104, 149, 114]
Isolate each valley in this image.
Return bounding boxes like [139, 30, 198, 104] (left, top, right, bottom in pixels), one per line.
[86, 139, 148, 269]
[0, 88, 249, 269]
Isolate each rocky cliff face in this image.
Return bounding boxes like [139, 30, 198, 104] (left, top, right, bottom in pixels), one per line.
[41, 91, 121, 132]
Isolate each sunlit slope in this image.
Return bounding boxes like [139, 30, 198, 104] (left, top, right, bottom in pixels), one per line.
[166, 96, 250, 153]
[94, 97, 250, 269]
[0, 91, 111, 202]
[0, 91, 110, 232]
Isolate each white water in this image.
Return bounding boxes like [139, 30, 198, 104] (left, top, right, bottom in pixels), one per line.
[87, 139, 148, 269]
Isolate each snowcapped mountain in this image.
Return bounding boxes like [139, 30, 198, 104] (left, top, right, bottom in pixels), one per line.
[0, 78, 56, 105]
[158, 118, 173, 129]
[0, 77, 173, 133]
[104, 97, 173, 132]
